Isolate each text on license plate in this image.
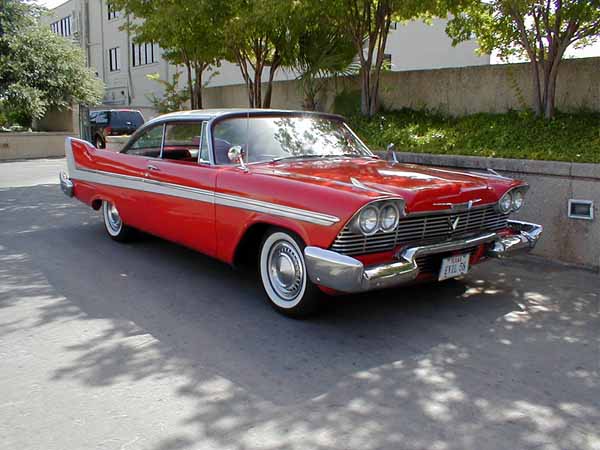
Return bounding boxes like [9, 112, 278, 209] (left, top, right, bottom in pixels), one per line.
[438, 253, 470, 281]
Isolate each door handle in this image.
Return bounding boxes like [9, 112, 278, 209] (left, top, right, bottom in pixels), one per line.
[147, 164, 160, 171]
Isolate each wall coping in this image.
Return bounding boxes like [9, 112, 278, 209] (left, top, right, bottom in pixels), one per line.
[0, 132, 73, 137]
[389, 151, 600, 181]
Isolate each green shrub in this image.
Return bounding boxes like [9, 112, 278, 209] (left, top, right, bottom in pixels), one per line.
[347, 109, 600, 163]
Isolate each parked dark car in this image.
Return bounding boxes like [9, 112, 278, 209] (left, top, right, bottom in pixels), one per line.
[89, 109, 145, 148]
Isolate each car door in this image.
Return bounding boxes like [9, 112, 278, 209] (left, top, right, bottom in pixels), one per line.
[142, 120, 218, 257]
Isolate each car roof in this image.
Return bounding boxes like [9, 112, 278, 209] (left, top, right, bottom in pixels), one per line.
[145, 108, 344, 126]
[91, 109, 143, 114]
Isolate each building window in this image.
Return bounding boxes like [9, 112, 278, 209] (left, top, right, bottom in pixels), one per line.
[132, 42, 159, 67]
[383, 53, 392, 67]
[390, 22, 397, 30]
[109, 47, 120, 72]
[50, 16, 72, 37]
[107, 3, 120, 20]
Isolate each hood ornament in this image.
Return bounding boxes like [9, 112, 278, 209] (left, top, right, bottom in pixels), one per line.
[350, 177, 395, 196]
[433, 199, 482, 212]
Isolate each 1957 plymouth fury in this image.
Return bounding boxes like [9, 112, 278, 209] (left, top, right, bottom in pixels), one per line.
[60, 109, 542, 316]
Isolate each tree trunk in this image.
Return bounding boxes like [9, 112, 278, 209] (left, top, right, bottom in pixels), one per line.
[194, 65, 203, 110]
[530, 61, 543, 117]
[185, 60, 195, 110]
[360, 67, 372, 116]
[543, 58, 561, 119]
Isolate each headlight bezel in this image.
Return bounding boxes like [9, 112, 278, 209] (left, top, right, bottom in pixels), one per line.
[497, 185, 529, 214]
[350, 199, 406, 236]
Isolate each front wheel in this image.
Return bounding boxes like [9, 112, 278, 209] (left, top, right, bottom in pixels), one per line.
[259, 229, 321, 317]
[102, 201, 135, 242]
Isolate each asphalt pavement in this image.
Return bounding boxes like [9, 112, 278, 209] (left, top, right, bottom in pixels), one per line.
[1, 158, 599, 450]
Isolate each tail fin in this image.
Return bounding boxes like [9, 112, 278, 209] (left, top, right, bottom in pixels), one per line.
[65, 137, 96, 175]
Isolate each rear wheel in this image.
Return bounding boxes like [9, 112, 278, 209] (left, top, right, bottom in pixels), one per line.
[259, 229, 321, 317]
[102, 201, 134, 242]
[95, 135, 105, 149]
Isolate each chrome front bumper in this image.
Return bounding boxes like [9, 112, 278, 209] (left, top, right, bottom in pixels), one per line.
[59, 171, 74, 197]
[304, 220, 543, 293]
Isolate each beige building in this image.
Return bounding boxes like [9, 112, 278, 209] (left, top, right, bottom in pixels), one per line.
[43, 0, 489, 119]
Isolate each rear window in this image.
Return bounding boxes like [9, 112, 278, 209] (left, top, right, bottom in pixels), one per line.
[110, 111, 144, 128]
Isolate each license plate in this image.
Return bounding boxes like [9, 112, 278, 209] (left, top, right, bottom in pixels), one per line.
[438, 253, 470, 281]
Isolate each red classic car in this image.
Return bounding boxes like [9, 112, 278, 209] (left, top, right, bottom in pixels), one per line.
[60, 109, 542, 316]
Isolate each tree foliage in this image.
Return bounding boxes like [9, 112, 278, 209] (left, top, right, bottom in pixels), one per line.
[145, 71, 190, 114]
[112, 0, 227, 109]
[223, 0, 298, 108]
[0, 1, 103, 126]
[292, 1, 358, 111]
[332, 0, 451, 117]
[447, 0, 600, 119]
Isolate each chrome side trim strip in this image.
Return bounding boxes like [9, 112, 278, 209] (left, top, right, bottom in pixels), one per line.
[64, 137, 339, 226]
[76, 167, 215, 204]
[215, 192, 339, 226]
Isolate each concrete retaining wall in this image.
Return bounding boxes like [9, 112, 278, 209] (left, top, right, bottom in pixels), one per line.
[203, 57, 600, 115]
[0, 132, 72, 161]
[391, 152, 600, 270]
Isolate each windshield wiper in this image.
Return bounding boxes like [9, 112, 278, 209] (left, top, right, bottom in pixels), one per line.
[270, 154, 328, 163]
[270, 153, 368, 163]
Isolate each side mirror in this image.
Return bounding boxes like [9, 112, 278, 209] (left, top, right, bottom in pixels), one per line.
[386, 143, 398, 163]
[227, 145, 248, 171]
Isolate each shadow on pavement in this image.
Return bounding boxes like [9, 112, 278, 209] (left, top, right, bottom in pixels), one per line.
[1, 184, 599, 450]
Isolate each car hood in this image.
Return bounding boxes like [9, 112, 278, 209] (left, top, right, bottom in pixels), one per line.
[253, 157, 519, 213]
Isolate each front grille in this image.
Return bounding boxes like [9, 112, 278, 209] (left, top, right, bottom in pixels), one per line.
[330, 204, 508, 256]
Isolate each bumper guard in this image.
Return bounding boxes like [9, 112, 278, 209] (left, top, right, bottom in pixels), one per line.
[59, 171, 74, 197]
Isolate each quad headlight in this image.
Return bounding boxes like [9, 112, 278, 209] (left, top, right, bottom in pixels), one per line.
[498, 186, 528, 214]
[358, 206, 379, 235]
[512, 190, 525, 211]
[353, 200, 405, 235]
[379, 204, 400, 232]
[499, 192, 513, 213]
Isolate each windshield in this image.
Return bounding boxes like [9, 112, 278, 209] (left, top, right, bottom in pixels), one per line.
[110, 111, 144, 128]
[211, 116, 371, 165]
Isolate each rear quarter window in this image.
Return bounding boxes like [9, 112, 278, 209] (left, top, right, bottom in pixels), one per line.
[110, 111, 144, 128]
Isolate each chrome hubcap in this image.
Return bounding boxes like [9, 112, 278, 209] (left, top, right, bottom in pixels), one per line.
[106, 203, 122, 232]
[268, 241, 304, 301]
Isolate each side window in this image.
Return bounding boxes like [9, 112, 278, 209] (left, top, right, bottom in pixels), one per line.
[95, 111, 109, 125]
[162, 121, 203, 161]
[125, 124, 163, 158]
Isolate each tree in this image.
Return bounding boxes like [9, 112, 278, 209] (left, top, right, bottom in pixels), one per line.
[334, 0, 448, 117]
[145, 71, 190, 114]
[292, 1, 357, 110]
[0, 3, 103, 126]
[112, 0, 227, 109]
[224, 0, 298, 108]
[447, 0, 600, 119]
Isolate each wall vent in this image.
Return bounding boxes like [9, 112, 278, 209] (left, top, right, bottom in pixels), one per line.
[568, 200, 594, 221]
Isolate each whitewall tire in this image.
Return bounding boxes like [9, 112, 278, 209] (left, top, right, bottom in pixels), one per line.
[259, 229, 321, 317]
[102, 201, 134, 242]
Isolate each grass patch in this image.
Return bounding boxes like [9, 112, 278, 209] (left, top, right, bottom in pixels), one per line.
[346, 109, 600, 163]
